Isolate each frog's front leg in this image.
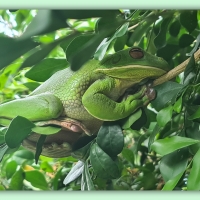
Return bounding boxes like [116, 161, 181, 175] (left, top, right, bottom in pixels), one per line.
[0, 92, 63, 123]
[82, 79, 155, 121]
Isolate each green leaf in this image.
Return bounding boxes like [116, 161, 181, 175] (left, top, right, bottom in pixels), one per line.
[35, 135, 47, 164]
[122, 109, 142, 129]
[66, 34, 94, 62]
[169, 20, 181, 37]
[151, 136, 200, 156]
[31, 126, 61, 135]
[25, 170, 49, 190]
[23, 82, 41, 91]
[154, 17, 172, 49]
[9, 168, 25, 190]
[12, 149, 35, 165]
[21, 33, 78, 69]
[173, 96, 183, 113]
[0, 37, 38, 70]
[152, 81, 184, 111]
[40, 161, 54, 172]
[187, 148, 200, 190]
[5, 116, 35, 148]
[90, 143, 121, 179]
[121, 148, 135, 166]
[180, 11, 197, 33]
[162, 171, 185, 191]
[159, 148, 188, 182]
[94, 22, 129, 60]
[184, 53, 195, 84]
[63, 160, 84, 185]
[25, 58, 68, 82]
[179, 34, 195, 48]
[6, 160, 18, 179]
[97, 123, 124, 157]
[0, 144, 9, 162]
[188, 106, 200, 120]
[156, 105, 173, 127]
[20, 10, 68, 39]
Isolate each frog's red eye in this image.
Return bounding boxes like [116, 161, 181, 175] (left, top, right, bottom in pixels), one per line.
[129, 48, 144, 59]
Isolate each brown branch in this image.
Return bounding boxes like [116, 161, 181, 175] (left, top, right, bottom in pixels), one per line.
[152, 48, 200, 87]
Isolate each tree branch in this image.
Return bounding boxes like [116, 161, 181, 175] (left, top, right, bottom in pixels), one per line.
[153, 48, 200, 87]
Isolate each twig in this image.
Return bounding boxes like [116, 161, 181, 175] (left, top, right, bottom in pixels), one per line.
[153, 48, 200, 86]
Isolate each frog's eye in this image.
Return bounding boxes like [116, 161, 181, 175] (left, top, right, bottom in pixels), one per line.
[129, 48, 144, 59]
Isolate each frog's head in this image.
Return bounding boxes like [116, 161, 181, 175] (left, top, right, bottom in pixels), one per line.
[96, 47, 170, 83]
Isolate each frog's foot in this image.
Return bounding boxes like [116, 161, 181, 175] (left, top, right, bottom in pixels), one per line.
[35, 118, 91, 136]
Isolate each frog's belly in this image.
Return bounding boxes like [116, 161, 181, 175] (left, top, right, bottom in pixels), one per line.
[63, 102, 103, 134]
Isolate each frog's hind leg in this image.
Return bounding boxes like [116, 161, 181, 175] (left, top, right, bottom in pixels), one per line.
[0, 92, 64, 124]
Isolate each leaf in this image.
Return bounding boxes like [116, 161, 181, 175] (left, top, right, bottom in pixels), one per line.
[159, 148, 189, 182]
[66, 34, 94, 62]
[9, 168, 25, 190]
[0, 37, 38, 70]
[20, 10, 68, 39]
[6, 160, 18, 179]
[188, 106, 200, 120]
[21, 33, 78, 69]
[156, 105, 173, 127]
[94, 22, 129, 60]
[152, 81, 184, 111]
[173, 96, 183, 113]
[0, 143, 9, 162]
[70, 19, 123, 71]
[162, 171, 185, 191]
[25, 170, 49, 190]
[180, 11, 197, 33]
[40, 161, 54, 172]
[187, 148, 200, 190]
[122, 109, 142, 129]
[179, 34, 195, 48]
[81, 161, 95, 191]
[154, 17, 172, 49]
[12, 149, 35, 165]
[31, 126, 61, 135]
[25, 58, 68, 82]
[34, 135, 47, 164]
[5, 116, 35, 148]
[90, 143, 121, 179]
[63, 160, 84, 185]
[151, 136, 200, 156]
[121, 148, 135, 166]
[96, 123, 124, 157]
[169, 20, 181, 37]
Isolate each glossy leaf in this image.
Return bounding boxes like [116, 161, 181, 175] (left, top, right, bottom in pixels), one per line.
[5, 160, 18, 179]
[21, 33, 78, 69]
[9, 168, 24, 190]
[97, 123, 124, 157]
[35, 135, 47, 164]
[159, 148, 188, 182]
[180, 11, 197, 33]
[169, 20, 181, 37]
[63, 160, 84, 185]
[90, 143, 121, 179]
[162, 171, 185, 191]
[32, 126, 61, 135]
[5, 116, 35, 148]
[12, 150, 35, 165]
[152, 81, 184, 111]
[0, 37, 38, 70]
[121, 148, 135, 166]
[179, 34, 195, 48]
[25, 58, 68, 82]
[173, 96, 183, 113]
[187, 148, 200, 190]
[122, 109, 142, 129]
[25, 170, 49, 190]
[156, 105, 173, 127]
[151, 136, 199, 156]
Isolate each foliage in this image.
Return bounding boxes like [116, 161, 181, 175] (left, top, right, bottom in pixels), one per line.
[0, 9, 200, 191]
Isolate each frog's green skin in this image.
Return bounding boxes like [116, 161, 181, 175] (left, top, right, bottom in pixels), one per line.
[0, 47, 170, 157]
